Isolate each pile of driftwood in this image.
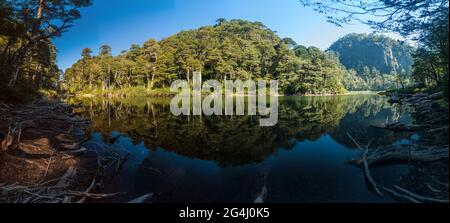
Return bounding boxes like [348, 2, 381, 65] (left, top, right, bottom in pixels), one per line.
[0, 142, 154, 203]
[0, 165, 119, 203]
[347, 133, 448, 203]
[375, 91, 448, 133]
[0, 98, 153, 203]
[349, 91, 448, 203]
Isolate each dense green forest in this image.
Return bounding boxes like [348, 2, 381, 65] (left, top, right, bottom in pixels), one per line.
[328, 33, 414, 90]
[63, 19, 421, 95]
[63, 19, 346, 95]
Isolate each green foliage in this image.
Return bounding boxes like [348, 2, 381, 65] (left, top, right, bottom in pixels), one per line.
[0, 0, 92, 102]
[65, 19, 347, 95]
[279, 45, 345, 95]
[411, 8, 449, 100]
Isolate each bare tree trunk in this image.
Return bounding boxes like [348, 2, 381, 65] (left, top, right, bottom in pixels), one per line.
[146, 72, 150, 89]
[9, 64, 21, 87]
[107, 64, 111, 89]
[187, 69, 190, 86]
[150, 66, 156, 89]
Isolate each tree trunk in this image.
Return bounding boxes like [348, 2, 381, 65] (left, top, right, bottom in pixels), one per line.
[107, 64, 111, 89]
[37, 0, 45, 19]
[8, 64, 21, 87]
[187, 69, 190, 87]
[150, 66, 156, 89]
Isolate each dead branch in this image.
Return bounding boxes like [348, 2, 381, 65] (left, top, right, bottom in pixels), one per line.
[393, 186, 449, 203]
[350, 144, 449, 166]
[347, 133, 383, 196]
[380, 186, 421, 203]
[128, 193, 153, 203]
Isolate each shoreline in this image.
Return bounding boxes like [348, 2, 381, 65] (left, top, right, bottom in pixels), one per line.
[0, 97, 131, 203]
[73, 89, 378, 99]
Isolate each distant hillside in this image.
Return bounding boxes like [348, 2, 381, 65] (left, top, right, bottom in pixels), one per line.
[328, 33, 413, 75]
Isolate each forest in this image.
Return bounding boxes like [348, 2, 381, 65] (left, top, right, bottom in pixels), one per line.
[0, 0, 448, 205]
[63, 19, 346, 96]
[62, 21, 420, 95]
[1, 1, 448, 99]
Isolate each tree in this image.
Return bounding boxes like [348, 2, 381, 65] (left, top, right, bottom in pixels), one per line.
[3, 0, 92, 86]
[281, 38, 297, 49]
[141, 39, 159, 89]
[82, 48, 92, 59]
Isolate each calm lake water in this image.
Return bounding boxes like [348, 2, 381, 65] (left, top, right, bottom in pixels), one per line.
[69, 94, 415, 203]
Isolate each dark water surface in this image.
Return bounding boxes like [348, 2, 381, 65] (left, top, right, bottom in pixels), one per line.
[69, 94, 416, 202]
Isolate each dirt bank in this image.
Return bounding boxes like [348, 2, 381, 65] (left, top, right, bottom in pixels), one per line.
[0, 98, 128, 203]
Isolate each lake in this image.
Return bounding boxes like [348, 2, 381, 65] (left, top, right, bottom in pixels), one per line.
[68, 93, 415, 202]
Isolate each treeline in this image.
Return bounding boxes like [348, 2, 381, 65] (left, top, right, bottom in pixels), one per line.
[64, 19, 423, 95]
[64, 19, 347, 95]
[0, 0, 91, 101]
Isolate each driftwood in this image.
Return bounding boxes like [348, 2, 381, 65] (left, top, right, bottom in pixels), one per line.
[128, 193, 154, 203]
[0, 146, 129, 203]
[1, 120, 35, 151]
[347, 134, 448, 203]
[380, 186, 421, 203]
[350, 144, 449, 166]
[347, 133, 383, 196]
[254, 185, 268, 203]
[393, 185, 449, 203]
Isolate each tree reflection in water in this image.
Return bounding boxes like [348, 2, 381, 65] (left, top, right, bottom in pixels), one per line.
[67, 94, 415, 202]
[69, 94, 411, 166]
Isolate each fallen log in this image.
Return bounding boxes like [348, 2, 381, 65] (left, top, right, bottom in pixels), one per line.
[350, 144, 449, 166]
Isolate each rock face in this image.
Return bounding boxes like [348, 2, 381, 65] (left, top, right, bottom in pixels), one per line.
[328, 33, 413, 75]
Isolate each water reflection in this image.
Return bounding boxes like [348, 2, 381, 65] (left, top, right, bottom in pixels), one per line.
[68, 94, 413, 202]
[70, 94, 410, 165]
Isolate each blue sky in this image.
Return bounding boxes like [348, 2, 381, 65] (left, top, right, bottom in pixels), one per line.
[54, 0, 397, 71]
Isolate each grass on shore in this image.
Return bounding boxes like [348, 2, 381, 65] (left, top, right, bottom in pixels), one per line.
[73, 87, 377, 98]
[75, 86, 175, 98]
